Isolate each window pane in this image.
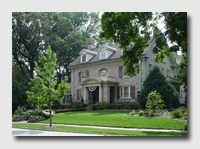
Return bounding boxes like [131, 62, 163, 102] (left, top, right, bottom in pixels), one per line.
[82, 72, 86, 78]
[101, 50, 106, 59]
[82, 54, 86, 62]
[124, 87, 129, 97]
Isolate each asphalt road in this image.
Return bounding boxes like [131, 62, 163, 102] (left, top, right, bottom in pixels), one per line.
[12, 128, 118, 136]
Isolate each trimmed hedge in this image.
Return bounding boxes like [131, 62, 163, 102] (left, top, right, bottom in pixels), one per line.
[54, 108, 86, 113]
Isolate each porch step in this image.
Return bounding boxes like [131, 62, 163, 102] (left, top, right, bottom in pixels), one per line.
[86, 104, 93, 111]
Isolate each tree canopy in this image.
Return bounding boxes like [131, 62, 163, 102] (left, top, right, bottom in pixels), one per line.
[99, 12, 187, 76]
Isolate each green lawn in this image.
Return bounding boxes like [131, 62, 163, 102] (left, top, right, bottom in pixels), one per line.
[39, 110, 186, 129]
[12, 123, 187, 136]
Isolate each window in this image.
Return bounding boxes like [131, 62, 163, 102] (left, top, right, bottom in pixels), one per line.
[82, 54, 86, 62]
[99, 69, 108, 77]
[82, 71, 87, 79]
[167, 70, 169, 76]
[63, 90, 72, 104]
[101, 49, 106, 59]
[120, 86, 132, 98]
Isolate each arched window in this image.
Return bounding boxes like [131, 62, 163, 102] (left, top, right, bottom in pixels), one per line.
[82, 54, 86, 62]
[99, 69, 108, 77]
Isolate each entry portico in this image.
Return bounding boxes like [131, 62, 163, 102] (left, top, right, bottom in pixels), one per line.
[81, 77, 119, 104]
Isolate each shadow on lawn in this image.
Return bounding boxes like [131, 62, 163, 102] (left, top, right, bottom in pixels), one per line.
[62, 110, 130, 116]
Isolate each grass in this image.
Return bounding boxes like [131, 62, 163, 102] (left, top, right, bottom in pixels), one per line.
[12, 123, 187, 136]
[39, 110, 186, 129]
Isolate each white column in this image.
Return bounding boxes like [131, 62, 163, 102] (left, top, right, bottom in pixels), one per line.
[99, 85, 102, 102]
[84, 87, 87, 104]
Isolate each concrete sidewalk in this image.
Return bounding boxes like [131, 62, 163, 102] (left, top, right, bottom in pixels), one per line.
[12, 121, 187, 133]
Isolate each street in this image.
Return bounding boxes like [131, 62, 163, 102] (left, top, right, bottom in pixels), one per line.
[12, 128, 118, 136]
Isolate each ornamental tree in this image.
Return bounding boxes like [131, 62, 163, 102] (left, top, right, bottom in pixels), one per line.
[26, 45, 70, 127]
[145, 91, 165, 113]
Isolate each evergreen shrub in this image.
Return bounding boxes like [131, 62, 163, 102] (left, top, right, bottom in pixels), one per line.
[138, 66, 180, 109]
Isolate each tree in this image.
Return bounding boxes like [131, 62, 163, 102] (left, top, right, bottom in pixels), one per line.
[99, 12, 187, 76]
[45, 13, 85, 83]
[145, 91, 165, 113]
[12, 12, 53, 79]
[12, 61, 31, 112]
[138, 66, 180, 109]
[26, 46, 70, 127]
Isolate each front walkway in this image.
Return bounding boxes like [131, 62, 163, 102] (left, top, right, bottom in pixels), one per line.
[12, 121, 187, 133]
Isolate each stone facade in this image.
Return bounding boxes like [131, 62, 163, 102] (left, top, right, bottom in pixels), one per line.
[60, 42, 186, 105]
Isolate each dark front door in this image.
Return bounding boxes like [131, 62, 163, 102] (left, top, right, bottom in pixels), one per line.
[110, 86, 115, 103]
[91, 87, 99, 104]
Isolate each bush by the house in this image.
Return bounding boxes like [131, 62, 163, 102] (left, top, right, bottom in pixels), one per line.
[73, 101, 81, 108]
[92, 104, 97, 110]
[98, 101, 108, 109]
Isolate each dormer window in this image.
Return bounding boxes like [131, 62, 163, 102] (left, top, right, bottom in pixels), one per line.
[79, 49, 97, 63]
[98, 45, 117, 60]
[82, 54, 86, 62]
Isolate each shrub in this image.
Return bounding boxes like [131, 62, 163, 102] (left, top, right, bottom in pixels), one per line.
[129, 110, 135, 115]
[15, 106, 26, 115]
[98, 101, 108, 109]
[73, 101, 81, 108]
[109, 104, 115, 109]
[138, 110, 144, 116]
[41, 109, 55, 118]
[116, 104, 121, 109]
[92, 104, 97, 110]
[171, 109, 182, 118]
[145, 91, 165, 113]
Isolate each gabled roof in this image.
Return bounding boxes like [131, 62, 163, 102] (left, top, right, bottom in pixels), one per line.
[68, 36, 157, 68]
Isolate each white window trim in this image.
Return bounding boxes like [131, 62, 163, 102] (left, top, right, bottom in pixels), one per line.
[119, 86, 132, 99]
[81, 71, 87, 79]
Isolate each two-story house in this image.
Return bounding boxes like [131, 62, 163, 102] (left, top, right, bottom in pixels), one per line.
[60, 36, 185, 105]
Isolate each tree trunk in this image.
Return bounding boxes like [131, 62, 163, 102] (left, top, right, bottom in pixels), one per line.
[50, 100, 52, 127]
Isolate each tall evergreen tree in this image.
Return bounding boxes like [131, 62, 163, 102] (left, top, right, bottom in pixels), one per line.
[26, 46, 70, 127]
[139, 65, 180, 109]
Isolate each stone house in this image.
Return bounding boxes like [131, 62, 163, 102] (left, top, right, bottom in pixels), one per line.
[59, 36, 185, 105]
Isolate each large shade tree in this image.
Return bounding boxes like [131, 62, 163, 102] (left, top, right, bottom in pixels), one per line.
[99, 12, 187, 76]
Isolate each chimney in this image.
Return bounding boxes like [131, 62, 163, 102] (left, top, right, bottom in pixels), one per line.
[87, 42, 96, 50]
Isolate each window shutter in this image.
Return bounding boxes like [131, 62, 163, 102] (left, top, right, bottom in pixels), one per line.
[86, 70, 89, 78]
[117, 87, 120, 99]
[78, 72, 81, 82]
[77, 89, 79, 100]
[119, 66, 122, 78]
[132, 86, 135, 98]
